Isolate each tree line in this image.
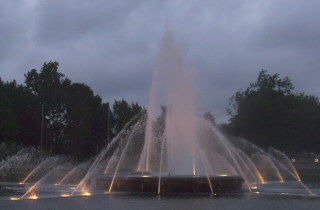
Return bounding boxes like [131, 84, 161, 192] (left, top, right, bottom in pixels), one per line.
[225, 70, 320, 154]
[0, 61, 143, 160]
[1, 62, 320, 159]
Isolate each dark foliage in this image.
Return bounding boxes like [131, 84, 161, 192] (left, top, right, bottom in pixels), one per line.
[0, 61, 143, 160]
[227, 70, 320, 153]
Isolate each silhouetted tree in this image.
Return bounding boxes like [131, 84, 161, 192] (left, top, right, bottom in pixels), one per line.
[0, 78, 40, 146]
[23, 61, 110, 159]
[203, 111, 216, 126]
[112, 99, 143, 134]
[227, 70, 320, 152]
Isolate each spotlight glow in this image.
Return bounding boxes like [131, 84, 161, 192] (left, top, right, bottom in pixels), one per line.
[28, 195, 38, 199]
[82, 192, 91, 196]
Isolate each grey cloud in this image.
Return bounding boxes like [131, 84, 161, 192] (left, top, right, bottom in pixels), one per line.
[34, 0, 147, 46]
[1, 0, 320, 124]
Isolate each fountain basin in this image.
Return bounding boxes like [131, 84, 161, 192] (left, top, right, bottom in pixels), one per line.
[95, 174, 244, 193]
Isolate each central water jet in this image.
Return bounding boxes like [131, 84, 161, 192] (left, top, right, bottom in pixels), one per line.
[91, 29, 246, 194]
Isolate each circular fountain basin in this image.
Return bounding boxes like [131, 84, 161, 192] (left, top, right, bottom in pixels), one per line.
[95, 174, 244, 193]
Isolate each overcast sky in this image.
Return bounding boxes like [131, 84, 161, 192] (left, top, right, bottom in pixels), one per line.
[1, 0, 320, 124]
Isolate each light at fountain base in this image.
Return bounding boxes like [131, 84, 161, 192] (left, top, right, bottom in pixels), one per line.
[95, 174, 244, 193]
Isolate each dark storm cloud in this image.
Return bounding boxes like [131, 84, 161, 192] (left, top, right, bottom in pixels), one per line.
[1, 0, 320, 123]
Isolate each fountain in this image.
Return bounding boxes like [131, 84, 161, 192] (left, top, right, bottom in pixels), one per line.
[82, 29, 311, 195]
[91, 29, 246, 194]
[0, 29, 314, 200]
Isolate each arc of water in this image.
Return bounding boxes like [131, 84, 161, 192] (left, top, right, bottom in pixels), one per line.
[241, 140, 299, 182]
[20, 166, 62, 199]
[0, 160, 10, 172]
[268, 148, 301, 181]
[21, 157, 58, 184]
[71, 136, 121, 195]
[207, 125, 253, 191]
[157, 136, 166, 194]
[238, 139, 312, 194]
[254, 154, 284, 182]
[74, 114, 145, 193]
[266, 154, 312, 194]
[0, 152, 24, 172]
[0, 160, 5, 168]
[233, 149, 265, 184]
[224, 143, 259, 184]
[108, 122, 142, 193]
[72, 150, 109, 195]
[200, 151, 214, 175]
[199, 151, 214, 194]
[57, 162, 89, 185]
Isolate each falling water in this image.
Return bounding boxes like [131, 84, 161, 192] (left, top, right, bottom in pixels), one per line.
[20, 166, 62, 199]
[139, 29, 200, 175]
[0, 28, 315, 199]
[20, 157, 59, 184]
[57, 162, 90, 185]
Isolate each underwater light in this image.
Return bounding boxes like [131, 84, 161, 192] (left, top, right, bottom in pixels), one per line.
[28, 195, 38, 199]
[10, 197, 20, 200]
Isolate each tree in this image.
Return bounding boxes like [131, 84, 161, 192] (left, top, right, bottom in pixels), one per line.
[0, 78, 40, 146]
[0, 82, 18, 144]
[288, 93, 320, 152]
[112, 99, 143, 134]
[23, 61, 110, 159]
[24, 61, 72, 151]
[63, 83, 109, 159]
[203, 111, 216, 126]
[227, 70, 320, 152]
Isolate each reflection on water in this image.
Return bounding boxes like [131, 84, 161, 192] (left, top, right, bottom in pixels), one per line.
[1, 172, 320, 209]
[1, 191, 320, 210]
[1, 156, 319, 209]
[1, 181, 319, 200]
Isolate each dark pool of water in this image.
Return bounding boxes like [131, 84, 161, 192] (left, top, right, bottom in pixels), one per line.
[1, 163, 320, 210]
[1, 191, 320, 210]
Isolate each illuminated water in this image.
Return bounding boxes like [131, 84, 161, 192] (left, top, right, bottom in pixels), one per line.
[0, 29, 319, 207]
[1, 190, 320, 210]
[1, 163, 320, 209]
